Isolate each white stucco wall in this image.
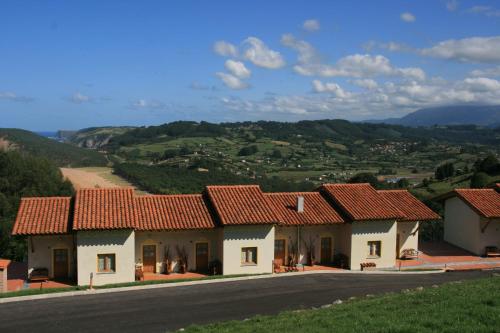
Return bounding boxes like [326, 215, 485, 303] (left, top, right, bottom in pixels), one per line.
[350, 220, 397, 270]
[479, 218, 500, 255]
[397, 221, 419, 257]
[444, 197, 481, 255]
[222, 225, 275, 275]
[0, 267, 6, 292]
[28, 235, 75, 278]
[134, 229, 221, 273]
[76, 230, 135, 286]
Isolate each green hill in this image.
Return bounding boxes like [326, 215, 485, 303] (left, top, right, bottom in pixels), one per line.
[0, 128, 108, 167]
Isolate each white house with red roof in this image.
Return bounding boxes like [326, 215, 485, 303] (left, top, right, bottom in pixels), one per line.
[438, 185, 500, 256]
[12, 183, 439, 286]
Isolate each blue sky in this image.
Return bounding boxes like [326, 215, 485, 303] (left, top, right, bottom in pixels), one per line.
[1, 0, 499, 130]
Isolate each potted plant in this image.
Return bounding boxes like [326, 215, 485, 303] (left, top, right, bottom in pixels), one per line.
[303, 237, 315, 266]
[287, 240, 298, 269]
[163, 245, 172, 274]
[176, 245, 188, 274]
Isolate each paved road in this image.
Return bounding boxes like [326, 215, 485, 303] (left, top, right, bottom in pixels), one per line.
[0, 271, 496, 333]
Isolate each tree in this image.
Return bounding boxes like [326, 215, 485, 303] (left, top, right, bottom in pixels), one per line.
[476, 155, 500, 175]
[270, 149, 282, 159]
[348, 172, 381, 188]
[397, 178, 410, 189]
[238, 145, 258, 156]
[470, 172, 489, 189]
[435, 162, 454, 180]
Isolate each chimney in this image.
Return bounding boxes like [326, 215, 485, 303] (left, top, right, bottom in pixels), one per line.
[297, 196, 304, 213]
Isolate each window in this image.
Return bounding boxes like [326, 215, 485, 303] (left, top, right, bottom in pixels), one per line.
[241, 247, 257, 265]
[97, 254, 116, 273]
[367, 241, 381, 258]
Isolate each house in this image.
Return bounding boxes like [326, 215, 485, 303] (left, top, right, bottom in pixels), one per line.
[12, 183, 438, 286]
[438, 185, 500, 256]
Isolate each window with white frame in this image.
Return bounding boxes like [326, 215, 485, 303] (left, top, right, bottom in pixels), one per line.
[97, 254, 116, 273]
[367, 241, 381, 258]
[241, 247, 257, 265]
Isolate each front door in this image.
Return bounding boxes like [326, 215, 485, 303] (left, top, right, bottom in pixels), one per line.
[53, 249, 68, 279]
[143, 245, 157, 273]
[396, 234, 401, 258]
[274, 239, 286, 264]
[196, 242, 209, 272]
[320, 237, 332, 264]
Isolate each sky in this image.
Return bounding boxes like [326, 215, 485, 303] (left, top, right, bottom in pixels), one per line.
[1, 0, 500, 131]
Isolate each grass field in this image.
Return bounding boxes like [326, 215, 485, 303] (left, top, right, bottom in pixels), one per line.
[182, 276, 500, 333]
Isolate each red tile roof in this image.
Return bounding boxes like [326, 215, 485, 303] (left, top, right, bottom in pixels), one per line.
[73, 188, 137, 230]
[12, 197, 72, 235]
[378, 190, 440, 221]
[206, 185, 280, 225]
[320, 183, 405, 221]
[135, 195, 216, 230]
[0, 259, 11, 269]
[265, 192, 344, 225]
[452, 189, 500, 218]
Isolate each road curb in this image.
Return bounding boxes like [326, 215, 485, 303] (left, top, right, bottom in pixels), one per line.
[0, 268, 449, 304]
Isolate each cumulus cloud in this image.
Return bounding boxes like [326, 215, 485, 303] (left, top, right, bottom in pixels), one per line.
[213, 40, 238, 57]
[0, 91, 34, 102]
[312, 80, 351, 98]
[69, 92, 91, 104]
[419, 36, 500, 63]
[130, 99, 167, 110]
[303, 19, 320, 32]
[400, 12, 416, 22]
[470, 66, 500, 77]
[352, 79, 379, 90]
[216, 72, 249, 90]
[219, 77, 500, 120]
[224, 59, 251, 78]
[282, 34, 425, 80]
[242, 37, 285, 69]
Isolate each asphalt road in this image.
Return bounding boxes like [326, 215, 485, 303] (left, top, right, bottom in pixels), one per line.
[0, 270, 496, 333]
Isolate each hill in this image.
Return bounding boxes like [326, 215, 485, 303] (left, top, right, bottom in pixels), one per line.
[0, 128, 108, 167]
[367, 105, 500, 127]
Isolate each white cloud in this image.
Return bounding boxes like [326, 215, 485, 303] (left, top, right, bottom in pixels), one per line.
[224, 59, 251, 78]
[242, 37, 285, 69]
[312, 80, 351, 98]
[352, 79, 378, 90]
[420, 36, 500, 63]
[219, 77, 500, 120]
[400, 12, 416, 22]
[467, 5, 500, 17]
[216, 72, 249, 90]
[446, 0, 458, 11]
[213, 40, 238, 57]
[303, 19, 320, 32]
[282, 34, 425, 80]
[0, 91, 34, 102]
[129, 99, 169, 110]
[470, 66, 500, 77]
[69, 92, 90, 104]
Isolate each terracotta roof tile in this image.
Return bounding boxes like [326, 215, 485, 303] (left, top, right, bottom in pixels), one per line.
[320, 183, 405, 221]
[378, 190, 440, 221]
[0, 259, 11, 269]
[73, 188, 137, 230]
[12, 197, 71, 235]
[206, 185, 280, 225]
[265, 192, 344, 225]
[453, 189, 500, 218]
[135, 195, 216, 230]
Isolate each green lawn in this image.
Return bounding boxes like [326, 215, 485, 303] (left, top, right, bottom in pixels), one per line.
[182, 276, 500, 333]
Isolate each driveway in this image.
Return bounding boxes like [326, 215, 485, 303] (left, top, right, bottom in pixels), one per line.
[0, 270, 495, 333]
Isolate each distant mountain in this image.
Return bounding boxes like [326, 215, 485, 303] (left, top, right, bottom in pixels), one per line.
[366, 105, 500, 128]
[0, 128, 108, 167]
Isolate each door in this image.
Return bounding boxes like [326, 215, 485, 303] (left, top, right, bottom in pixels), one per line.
[143, 245, 157, 273]
[320, 237, 332, 264]
[274, 239, 286, 264]
[53, 249, 68, 279]
[196, 242, 209, 272]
